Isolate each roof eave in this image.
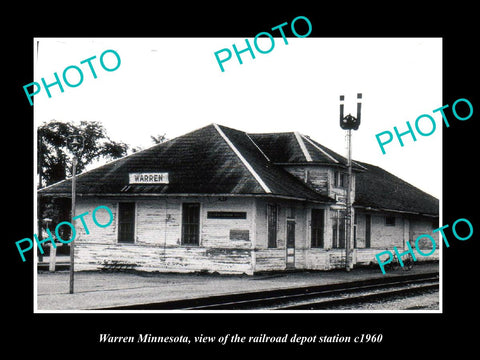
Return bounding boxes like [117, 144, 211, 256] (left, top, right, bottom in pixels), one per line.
[353, 204, 439, 218]
[38, 191, 334, 204]
[273, 162, 366, 172]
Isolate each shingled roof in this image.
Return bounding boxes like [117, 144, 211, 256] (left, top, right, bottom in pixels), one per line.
[39, 123, 439, 217]
[38, 124, 333, 203]
[248, 132, 366, 171]
[354, 161, 439, 216]
[247, 132, 437, 216]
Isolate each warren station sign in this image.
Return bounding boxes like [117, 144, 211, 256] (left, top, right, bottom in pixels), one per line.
[129, 172, 169, 184]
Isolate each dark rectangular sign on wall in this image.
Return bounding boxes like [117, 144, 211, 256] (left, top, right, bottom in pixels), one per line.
[230, 230, 249, 241]
[207, 211, 247, 219]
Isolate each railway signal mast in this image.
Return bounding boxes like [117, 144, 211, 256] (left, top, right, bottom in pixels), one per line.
[339, 93, 362, 271]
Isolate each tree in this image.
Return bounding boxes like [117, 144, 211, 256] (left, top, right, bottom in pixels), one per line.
[151, 133, 167, 144]
[38, 120, 129, 187]
[37, 121, 129, 256]
[130, 133, 168, 153]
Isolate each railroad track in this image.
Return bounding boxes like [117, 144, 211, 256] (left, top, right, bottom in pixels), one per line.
[100, 272, 439, 311]
[277, 278, 438, 310]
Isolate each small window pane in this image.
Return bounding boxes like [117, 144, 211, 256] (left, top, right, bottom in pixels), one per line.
[311, 209, 324, 248]
[385, 216, 396, 226]
[267, 204, 277, 248]
[182, 203, 200, 245]
[118, 202, 135, 243]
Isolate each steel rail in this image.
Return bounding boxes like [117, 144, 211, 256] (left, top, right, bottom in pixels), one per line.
[182, 277, 438, 310]
[277, 282, 439, 310]
[99, 272, 439, 310]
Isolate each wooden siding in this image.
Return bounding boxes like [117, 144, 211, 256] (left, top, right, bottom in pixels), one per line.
[367, 214, 405, 249]
[74, 244, 252, 273]
[305, 249, 330, 270]
[305, 247, 438, 271]
[282, 165, 357, 203]
[329, 170, 356, 205]
[254, 198, 286, 272]
[253, 198, 313, 271]
[355, 248, 439, 266]
[72, 197, 437, 275]
[282, 166, 329, 195]
[353, 213, 440, 265]
[73, 197, 254, 275]
[75, 199, 118, 244]
[355, 249, 381, 265]
[409, 217, 437, 249]
[254, 249, 286, 272]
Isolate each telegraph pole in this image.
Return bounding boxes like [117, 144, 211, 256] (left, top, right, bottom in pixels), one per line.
[67, 134, 84, 294]
[339, 93, 362, 271]
[37, 130, 44, 263]
[70, 156, 77, 293]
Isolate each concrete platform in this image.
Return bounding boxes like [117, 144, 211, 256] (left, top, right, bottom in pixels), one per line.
[36, 261, 439, 311]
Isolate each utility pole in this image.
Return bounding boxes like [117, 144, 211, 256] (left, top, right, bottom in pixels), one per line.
[339, 93, 362, 271]
[67, 134, 84, 294]
[37, 129, 43, 263]
[70, 156, 77, 293]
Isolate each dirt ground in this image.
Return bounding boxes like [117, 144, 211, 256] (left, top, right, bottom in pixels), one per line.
[36, 262, 440, 311]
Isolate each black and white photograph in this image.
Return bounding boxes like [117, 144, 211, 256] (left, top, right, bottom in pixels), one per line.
[7, 5, 479, 354]
[33, 37, 442, 313]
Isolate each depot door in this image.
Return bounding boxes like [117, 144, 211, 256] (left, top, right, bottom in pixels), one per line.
[286, 220, 295, 269]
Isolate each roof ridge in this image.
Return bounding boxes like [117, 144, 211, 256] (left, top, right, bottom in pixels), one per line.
[245, 133, 270, 162]
[294, 131, 313, 162]
[213, 124, 271, 194]
[301, 134, 340, 164]
[38, 124, 209, 192]
[248, 131, 295, 135]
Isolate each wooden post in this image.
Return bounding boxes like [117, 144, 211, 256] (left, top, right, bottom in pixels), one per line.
[66, 133, 84, 294]
[37, 132, 44, 263]
[48, 242, 63, 272]
[49, 244, 57, 272]
[69, 157, 77, 294]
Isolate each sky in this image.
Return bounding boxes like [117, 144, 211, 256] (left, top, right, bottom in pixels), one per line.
[33, 37, 442, 199]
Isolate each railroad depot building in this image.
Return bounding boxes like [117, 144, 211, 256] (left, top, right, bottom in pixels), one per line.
[38, 123, 439, 275]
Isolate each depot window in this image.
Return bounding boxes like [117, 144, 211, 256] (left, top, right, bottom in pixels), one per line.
[332, 210, 346, 249]
[267, 204, 278, 248]
[311, 209, 325, 248]
[182, 203, 200, 245]
[385, 216, 396, 226]
[118, 202, 135, 243]
[334, 170, 346, 188]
